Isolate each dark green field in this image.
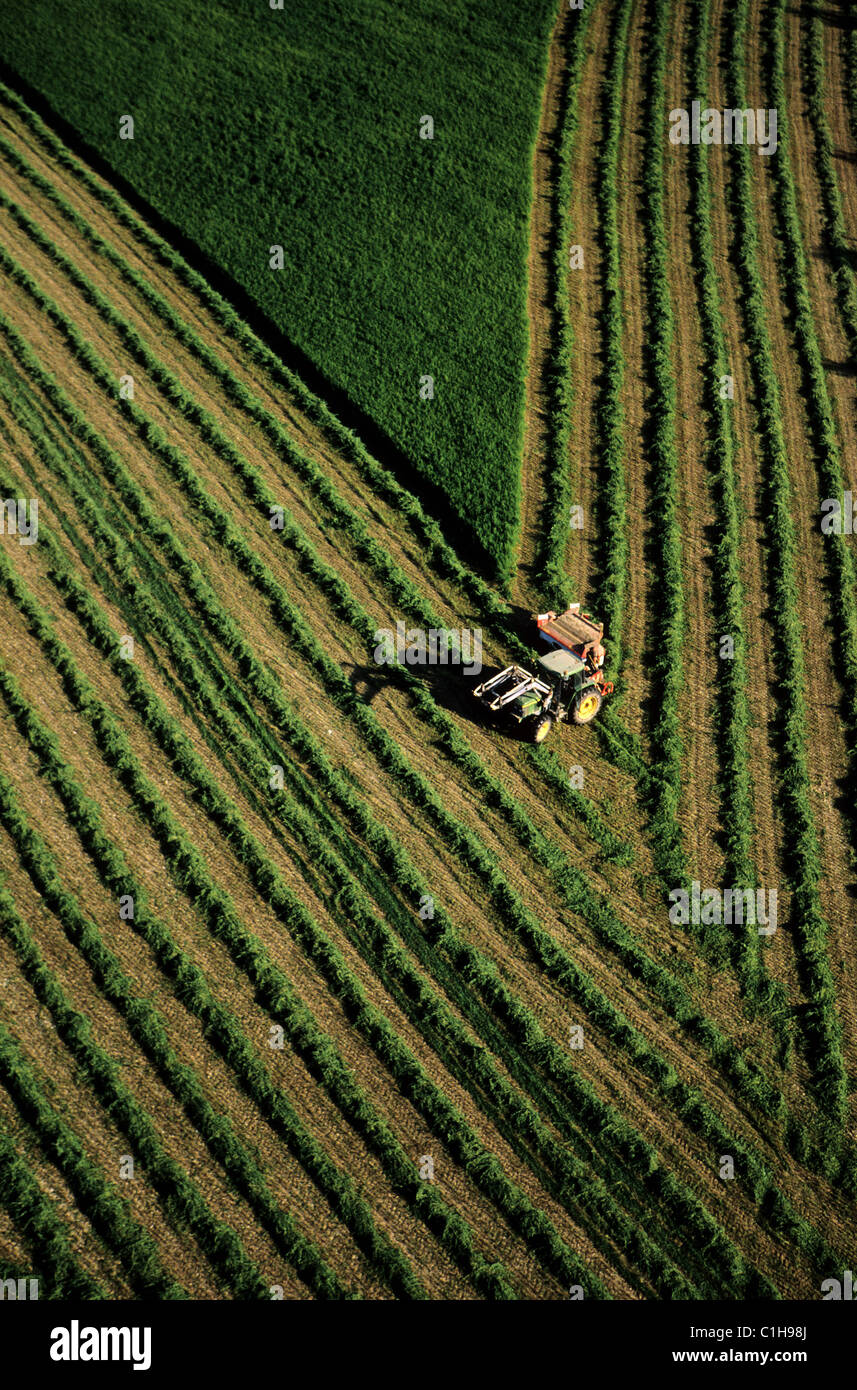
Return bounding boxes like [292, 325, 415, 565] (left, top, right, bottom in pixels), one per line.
[0, 0, 556, 575]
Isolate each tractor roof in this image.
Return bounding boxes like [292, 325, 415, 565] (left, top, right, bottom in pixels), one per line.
[538, 648, 585, 678]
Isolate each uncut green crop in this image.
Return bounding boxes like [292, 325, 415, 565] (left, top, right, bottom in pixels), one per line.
[0, 0, 559, 577]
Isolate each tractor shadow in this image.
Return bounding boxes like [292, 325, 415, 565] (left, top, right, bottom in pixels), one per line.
[347, 657, 535, 742]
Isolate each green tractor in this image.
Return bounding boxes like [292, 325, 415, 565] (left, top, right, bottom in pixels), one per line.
[473, 645, 610, 744]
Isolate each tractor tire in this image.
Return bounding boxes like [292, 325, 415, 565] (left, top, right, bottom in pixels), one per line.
[531, 714, 555, 744]
[570, 687, 603, 725]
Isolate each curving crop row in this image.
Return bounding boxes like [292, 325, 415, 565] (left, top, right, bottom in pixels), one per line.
[768, 0, 857, 755]
[0, 386, 703, 1299]
[0, 1121, 104, 1299]
[0, 542, 609, 1301]
[725, 0, 848, 1121]
[802, 12, 857, 360]
[0, 297, 841, 1267]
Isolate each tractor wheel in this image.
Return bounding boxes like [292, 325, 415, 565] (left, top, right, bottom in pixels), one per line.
[570, 687, 603, 725]
[531, 714, 555, 744]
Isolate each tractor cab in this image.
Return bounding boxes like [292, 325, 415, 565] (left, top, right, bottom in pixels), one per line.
[506, 650, 586, 724]
[536, 645, 586, 697]
[534, 646, 604, 732]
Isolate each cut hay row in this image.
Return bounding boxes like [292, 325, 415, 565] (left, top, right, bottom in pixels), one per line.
[0, 383, 693, 1298]
[768, 0, 857, 781]
[533, 2, 594, 604]
[802, 12, 857, 361]
[843, 18, 857, 141]
[588, 0, 633, 676]
[638, 0, 688, 898]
